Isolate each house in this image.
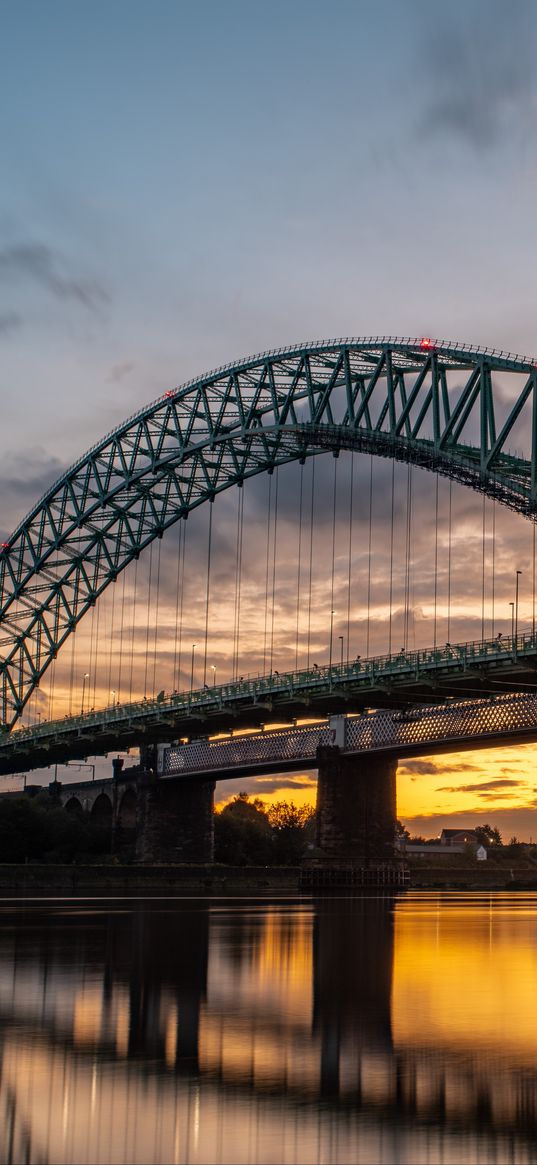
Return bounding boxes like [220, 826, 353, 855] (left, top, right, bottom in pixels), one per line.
[440, 828, 478, 848]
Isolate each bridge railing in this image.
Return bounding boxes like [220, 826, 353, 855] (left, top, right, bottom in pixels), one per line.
[3, 629, 536, 750]
[161, 689, 537, 777]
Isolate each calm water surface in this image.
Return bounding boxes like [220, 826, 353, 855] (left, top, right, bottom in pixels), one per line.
[1, 891, 537, 1164]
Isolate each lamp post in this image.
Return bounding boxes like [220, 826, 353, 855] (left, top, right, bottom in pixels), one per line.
[110, 690, 116, 705]
[190, 644, 196, 692]
[338, 635, 344, 668]
[510, 602, 514, 645]
[81, 673, 90, 714]
[329, 609, 335, 669]
[515, 569, 522, 651]
[211, 664, 217, 687]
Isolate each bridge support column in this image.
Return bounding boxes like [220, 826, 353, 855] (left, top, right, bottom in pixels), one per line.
[135, 774, 215, 864]
[316, 747, 396, 862]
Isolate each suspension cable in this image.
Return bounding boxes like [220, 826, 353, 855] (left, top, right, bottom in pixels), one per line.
[269, 469, 279, 675]
[48, 656, 56, 720]
[236, 488, 244, 679]
[329, 456, 338, 666]
[295, 463, 304, 671]
[233, 487, 244, 680]
[203, 501, 213, 686]
[68, 628, 75, 716]
[404, 463, 413, 649]
[481, 494, 486, 642]
[447, 480, 453, 643]
[433, 476, 439, 648]
[366, 456, 373, 657]
[388, 460, 395, 655]
[143, 543, 153, 698]
[92, 596, 100, 710]
[151, 536, 162, 696]
[263, 475, 272, 674]
[306, 460, 315, 669]
[117, 566, 127, 703]
[346, 453, 354, 664]
[129, 557, 138, 701]
[492, 499, 496, 637]
[528, 521, 533, 638]
[177, 519, 187, 692]
[88, 603, 95, 709]
[107, 580, 117, 707]
[173, 523, 182, 692]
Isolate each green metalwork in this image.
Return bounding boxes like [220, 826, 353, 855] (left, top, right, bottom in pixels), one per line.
[1, 629, 536, 775]
[2, 335, 537, 731]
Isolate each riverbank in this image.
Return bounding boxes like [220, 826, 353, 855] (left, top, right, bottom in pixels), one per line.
[0, 863, 300, 893]
[1, 862, 537, 893]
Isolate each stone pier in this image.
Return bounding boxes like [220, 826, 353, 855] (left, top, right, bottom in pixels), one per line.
[315, 746, 396, 862]
[135, 772, 215, 864]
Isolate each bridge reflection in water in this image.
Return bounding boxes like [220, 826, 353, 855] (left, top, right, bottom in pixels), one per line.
[0, 895, 536, 1164]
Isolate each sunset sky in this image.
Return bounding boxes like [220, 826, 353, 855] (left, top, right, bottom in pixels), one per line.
[2, 0, 537, 836]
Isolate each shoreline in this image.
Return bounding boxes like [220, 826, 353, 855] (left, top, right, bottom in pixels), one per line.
[1, 863, 537, 893]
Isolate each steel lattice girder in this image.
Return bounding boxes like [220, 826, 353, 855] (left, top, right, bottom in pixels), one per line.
[2, 335, 537, 730]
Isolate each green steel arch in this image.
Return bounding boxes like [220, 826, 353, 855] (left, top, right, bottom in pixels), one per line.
[2, 335, 537, 731]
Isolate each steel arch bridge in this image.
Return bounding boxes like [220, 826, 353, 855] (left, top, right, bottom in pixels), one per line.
[2, 335, 537, 732]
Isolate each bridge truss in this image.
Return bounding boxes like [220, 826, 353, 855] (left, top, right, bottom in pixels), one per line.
[2, 336, 537, 730]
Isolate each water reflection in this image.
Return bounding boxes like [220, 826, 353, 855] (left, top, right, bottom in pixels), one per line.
[1, 893, 537, 1162]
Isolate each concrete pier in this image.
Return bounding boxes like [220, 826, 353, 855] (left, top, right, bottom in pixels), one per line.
[315, 746, 396, 862]
[135, 773, 215, 864]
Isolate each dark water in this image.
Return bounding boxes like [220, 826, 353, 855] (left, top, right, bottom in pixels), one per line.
[1, 892, 537, 1164]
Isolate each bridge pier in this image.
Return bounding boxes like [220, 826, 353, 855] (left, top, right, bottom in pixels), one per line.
[135, 773, 215, 864]
[316, 746, 396, 862]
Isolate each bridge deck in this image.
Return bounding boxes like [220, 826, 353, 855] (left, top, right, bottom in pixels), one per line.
[1, 631, 537, 776]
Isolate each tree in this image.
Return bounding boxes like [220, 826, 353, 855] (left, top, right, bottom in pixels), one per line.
[267, 801, 315, 864]
[475, 823, 502, 847]
[214, 795, 273, 865]
[0, 796, 109, 863]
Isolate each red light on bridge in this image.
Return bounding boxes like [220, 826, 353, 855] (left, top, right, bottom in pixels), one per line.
[0, 543, 9, 552]
[420, 337, 434, 350]
[164, 390, 174, 399]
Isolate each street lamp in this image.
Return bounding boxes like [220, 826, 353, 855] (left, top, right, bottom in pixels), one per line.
[81, 673, 90, 714]
[211, 664, 217, 687]
[515, 569, 522, 651]
[510, 602, 515, 644]
[111, 689, 116, 705]
[329, 609, 335, 669]
[190, 644, 197, 692]
[338, 635, 344, 668]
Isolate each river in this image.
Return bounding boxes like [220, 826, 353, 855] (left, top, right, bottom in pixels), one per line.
[0, 891, 536, 1164]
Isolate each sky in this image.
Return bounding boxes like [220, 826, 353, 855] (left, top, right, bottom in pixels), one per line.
[2, 0, 537, 836]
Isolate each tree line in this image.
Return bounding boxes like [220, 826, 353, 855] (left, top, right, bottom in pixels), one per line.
[0, 791, 316, 865]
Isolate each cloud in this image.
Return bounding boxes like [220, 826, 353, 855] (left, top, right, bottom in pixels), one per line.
[0, 312, 21, 336]
[0, 450, 68, 539]
[436, 778, 523, 793]
[399, 759, 442, 776]
[107, 361, 134, 384]
[417, 1, 537, 149]
[0, 242, 109, 313]
[401, 805, 537, 841]
[234, 774, 316, 795]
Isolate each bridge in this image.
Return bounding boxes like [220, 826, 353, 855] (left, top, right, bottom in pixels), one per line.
[28, 682, 537, 862]
[3, 337, 537, 860]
